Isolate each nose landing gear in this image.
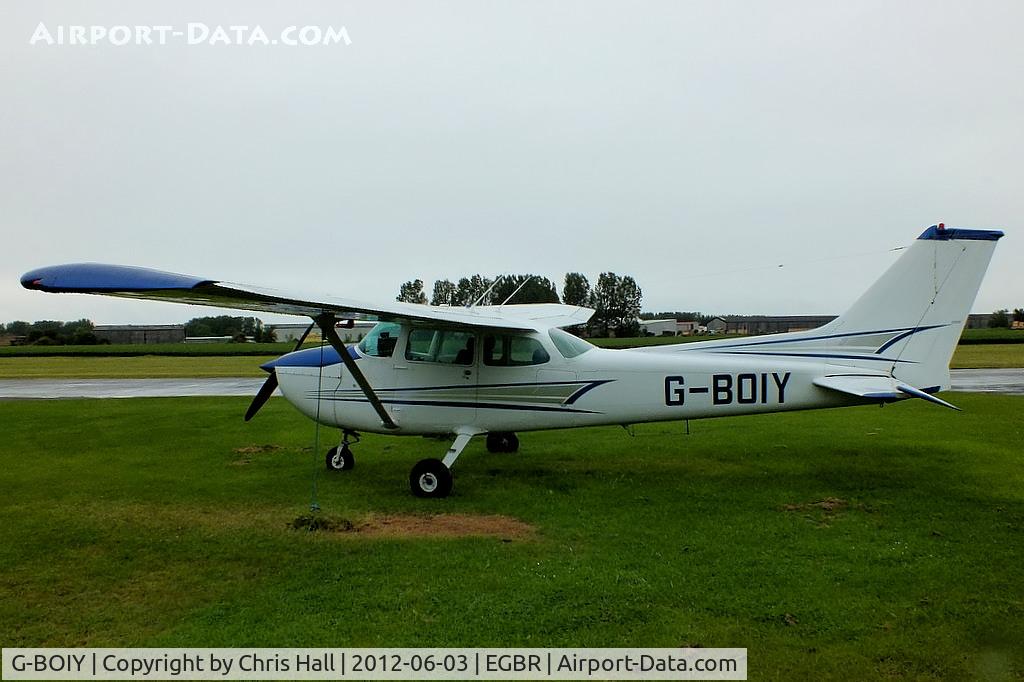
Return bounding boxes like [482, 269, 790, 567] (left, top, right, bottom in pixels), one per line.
[325, 430, 359, 471]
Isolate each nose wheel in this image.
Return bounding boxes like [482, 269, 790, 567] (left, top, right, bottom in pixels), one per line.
[325, 430, 359, 471]
[325, 445, 354, 471]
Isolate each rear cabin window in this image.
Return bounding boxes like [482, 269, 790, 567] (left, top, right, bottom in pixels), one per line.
[357, 322, 400, 357]
[405, 328, 476, 365]
[483, 334, 550, 366]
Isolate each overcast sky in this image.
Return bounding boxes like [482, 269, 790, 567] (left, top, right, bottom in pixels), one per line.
[1, 1, 1020, 326]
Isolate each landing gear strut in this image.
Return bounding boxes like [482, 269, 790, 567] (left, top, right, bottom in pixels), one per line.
[325, 430, 359, 471]
[409, 431, 476, 498]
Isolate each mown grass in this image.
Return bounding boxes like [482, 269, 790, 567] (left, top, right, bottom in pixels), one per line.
[950, 345, 1024, 369]
[0, 342, 296, 357]
[1, 344, 1019, 379]
[0, 355, 274, 379]
[960, 328, 1024, 344]
[0, 395, 1021, 678]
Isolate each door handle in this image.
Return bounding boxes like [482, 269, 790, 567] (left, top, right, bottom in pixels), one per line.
[463, 369, 472, 377]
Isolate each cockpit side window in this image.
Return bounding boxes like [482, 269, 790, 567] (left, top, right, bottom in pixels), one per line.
[405, 328, 476, 365]
[357, 322, 401, 357]
[483, 333, 550, 366]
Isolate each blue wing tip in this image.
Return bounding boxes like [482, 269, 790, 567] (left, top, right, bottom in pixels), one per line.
[20, 263, 213, 293]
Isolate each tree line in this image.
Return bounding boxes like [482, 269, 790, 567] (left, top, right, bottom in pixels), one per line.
[1, 316, 276, 345]
[0, 319, 100, 345]
[184, 316, 276, 342]
[396, 272, 643, 337]
[990, 308, 1024, 328]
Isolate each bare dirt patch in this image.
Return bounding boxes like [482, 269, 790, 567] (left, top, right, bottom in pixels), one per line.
[359, 513, 534, 539]
[233, 444, 286, 454]
[781, 497, 867, 527]
[231, 444, 288, 465]
[782, 497, 849, 514]
[288, 513, 535, 540]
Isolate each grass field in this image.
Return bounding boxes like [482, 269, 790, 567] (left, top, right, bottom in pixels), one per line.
[0, 355, 273, 379]
[0, 342, 297, 357]
[1, 395, 1022, 678]
[960, 328, 1024, 344]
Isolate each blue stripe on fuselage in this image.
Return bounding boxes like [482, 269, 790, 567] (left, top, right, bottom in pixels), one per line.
[261, 344, 358, 372]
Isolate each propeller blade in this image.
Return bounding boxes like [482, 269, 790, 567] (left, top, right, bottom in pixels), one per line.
[245, 371, 279, 421]
[243, 322, 313, 421]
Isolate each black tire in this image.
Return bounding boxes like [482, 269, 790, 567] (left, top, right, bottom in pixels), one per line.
[486, 432, 519, 453]
[409, 458, 453, 498]
[325, 445, 354, 471]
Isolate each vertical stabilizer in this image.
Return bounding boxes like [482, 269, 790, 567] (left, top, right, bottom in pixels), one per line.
[815, 225, 1003, 389]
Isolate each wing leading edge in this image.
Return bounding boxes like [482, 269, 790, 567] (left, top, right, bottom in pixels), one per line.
[21, 263, 594, 332]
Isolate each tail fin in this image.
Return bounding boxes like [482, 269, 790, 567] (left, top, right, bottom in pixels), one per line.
[643, 225, 1004, 395]
[814, 225, 1003, 389]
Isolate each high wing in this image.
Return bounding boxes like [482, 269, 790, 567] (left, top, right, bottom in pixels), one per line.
[20, 263, 594, 332]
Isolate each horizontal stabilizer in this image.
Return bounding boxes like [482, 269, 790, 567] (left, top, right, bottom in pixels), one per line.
[813, 374, 959, 410]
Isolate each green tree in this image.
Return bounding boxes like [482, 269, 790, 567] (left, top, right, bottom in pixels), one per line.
[397, 279, 428, 304]
[430, 279, 458, 306]
[562, 273, 591, 307]
[615, 275, 643, 337]
[185, 315, 269, 340]
[1013, 308, 1024, 323]
[588, 272, 643, 337]
[990, 309, 1010, 328]
[491, 275, 560, 305]
[455, 275, 494, 306]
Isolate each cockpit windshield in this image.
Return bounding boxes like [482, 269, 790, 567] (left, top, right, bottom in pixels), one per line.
[548, 327, 594, 358]
[357, 322, 401, 357]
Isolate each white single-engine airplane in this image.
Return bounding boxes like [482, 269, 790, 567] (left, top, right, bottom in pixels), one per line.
[22, 224, 1003, 497]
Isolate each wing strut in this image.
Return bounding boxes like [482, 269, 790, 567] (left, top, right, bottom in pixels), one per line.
[315, 314, 399, 430]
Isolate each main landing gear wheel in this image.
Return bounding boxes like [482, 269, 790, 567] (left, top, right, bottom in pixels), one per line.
[410, 458, 453, 498]
[486, 432, 519, 453]
[325, 445, 354, 471]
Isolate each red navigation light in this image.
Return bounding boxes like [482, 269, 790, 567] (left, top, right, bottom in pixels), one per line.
[938, 222, 945, 230]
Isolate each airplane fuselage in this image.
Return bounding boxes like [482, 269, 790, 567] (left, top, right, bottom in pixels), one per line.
[274, 329, 856, 436]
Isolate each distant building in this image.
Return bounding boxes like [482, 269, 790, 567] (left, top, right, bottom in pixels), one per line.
[639, 319, 678, 336]
[722, 315, 836, 335]
[706, 317, 728, 334]
[271, 320, 378, 344]
[93, 324, 185, 344]
[676, 320, 700, 335]
[966, 313, 991, 329]
[702, 315, 836, 335]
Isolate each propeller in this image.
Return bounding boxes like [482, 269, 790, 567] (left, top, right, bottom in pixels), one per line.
[244, 321, 315, 421]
